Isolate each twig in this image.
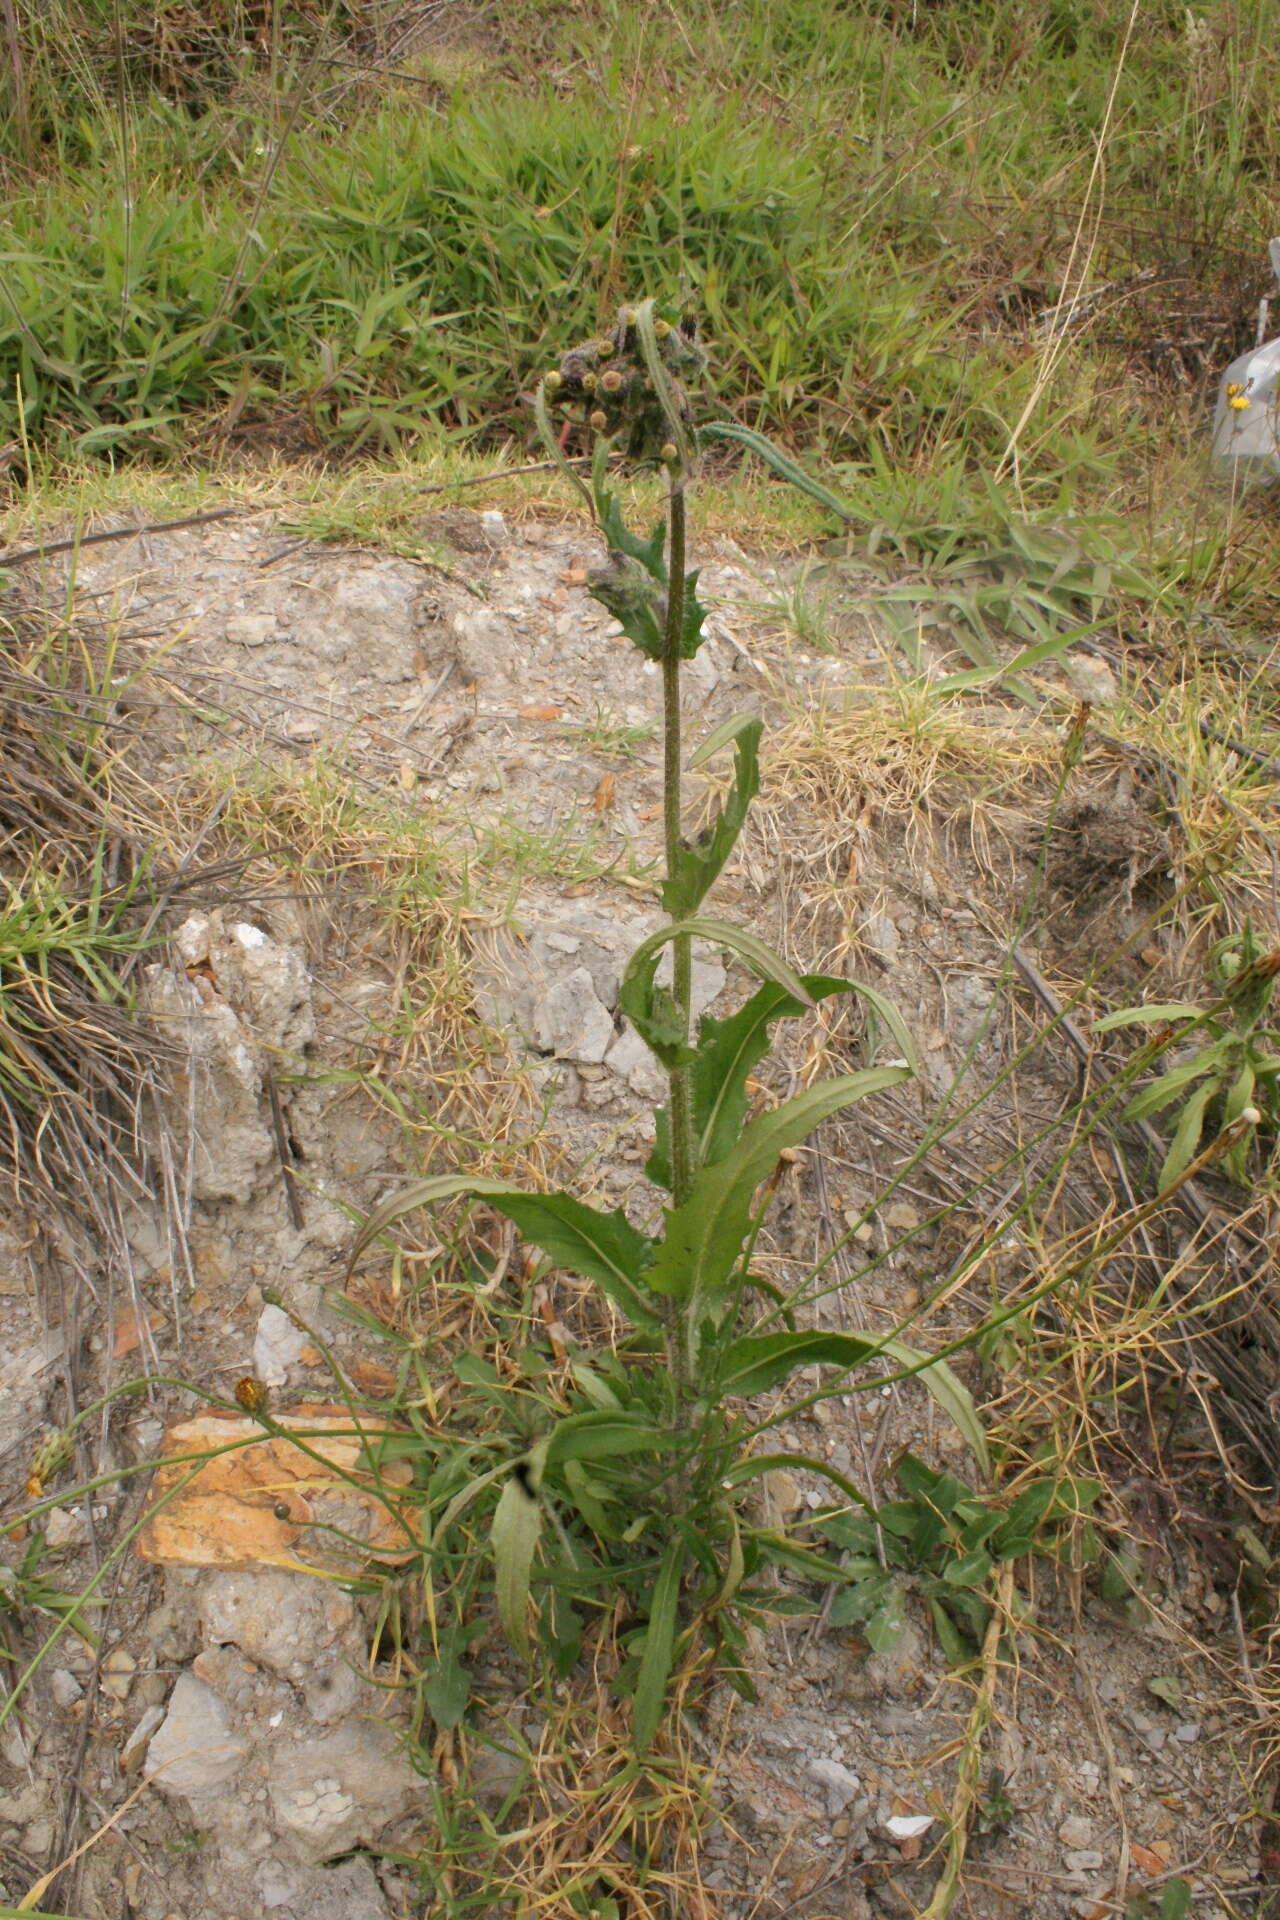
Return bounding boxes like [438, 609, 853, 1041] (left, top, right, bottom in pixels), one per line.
[0, 507, 243, 568]
[265, 1069, 305, 1232]
[919, 1561, 1013, 1918]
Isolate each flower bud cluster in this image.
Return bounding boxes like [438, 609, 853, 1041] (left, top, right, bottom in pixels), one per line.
[542, 301, 705, 460]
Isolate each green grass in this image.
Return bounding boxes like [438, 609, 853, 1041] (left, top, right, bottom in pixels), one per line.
[0, 0, 1275, 549]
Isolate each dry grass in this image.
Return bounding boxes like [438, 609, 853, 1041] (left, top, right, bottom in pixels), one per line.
[0, 591, 178, 1262]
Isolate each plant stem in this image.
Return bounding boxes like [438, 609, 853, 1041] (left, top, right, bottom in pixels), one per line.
[662, 477, 694, 1213]
[661, 475, 697, 1415]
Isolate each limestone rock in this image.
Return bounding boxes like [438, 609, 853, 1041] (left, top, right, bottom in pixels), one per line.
[146, 1673, 247, 1794]
[266, 1720, 419, 1861]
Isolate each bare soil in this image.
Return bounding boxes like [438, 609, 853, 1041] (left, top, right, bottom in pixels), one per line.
[0, 501, 1270, 1920]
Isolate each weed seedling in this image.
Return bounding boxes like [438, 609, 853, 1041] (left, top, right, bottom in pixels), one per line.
[350, 299, 986, 1750]
[1095, 923, 1280, 1191]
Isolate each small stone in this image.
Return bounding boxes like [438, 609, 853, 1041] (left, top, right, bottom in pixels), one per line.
[1064, 1849, 1105, 1873]
[121, 1704, 167, 1772]
[44, 1505, 87, 1548]
[1174, 1722, 1201, 1744]
[1058, 1815, 1094, 1849]
[100, 1648, 137, 1702]
[480, 510, 508, 545]
[226, 614, 278, 648]
[809, 1755, 861, 1813]
[50, 1668, 83, 1709]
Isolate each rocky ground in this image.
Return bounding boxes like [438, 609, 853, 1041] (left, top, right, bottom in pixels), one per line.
[0, 499, 1271, 1919]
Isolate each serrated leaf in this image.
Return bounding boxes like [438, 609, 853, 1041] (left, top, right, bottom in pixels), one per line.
[492, 1471, 542, 1661]
[661, 718, 760, 918]
[648, 972, 853, 1189]
[659, 973, 915, 1190]
[645, 1067, 910, 1307]
[633, 1536, 684, 1751]
[1119, 1056, 1220, 1123]
[348, 1174, 659, 1332]
[696, 419, 856, 523]
[619, 916, 814, 1067]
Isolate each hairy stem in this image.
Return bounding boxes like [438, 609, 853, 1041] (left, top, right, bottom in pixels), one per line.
[662, 477, 695, 1402]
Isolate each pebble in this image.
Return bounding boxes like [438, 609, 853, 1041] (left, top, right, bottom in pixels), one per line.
[50, 1668, 83, 1709]
[1058, 1815, 1094, 1849]
[1174, 1722, 1201, 1744]
[44, 1505, 88, 1548]
[1064, 1849, 1105, 1873]
[100, 1648, 137, 1702]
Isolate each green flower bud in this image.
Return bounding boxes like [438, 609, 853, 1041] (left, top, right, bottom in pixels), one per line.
[660, 441, 679, 464]
[581, 372, 598, 393]
[589, 409, 609, 431]
[544, 370, 563, 393]
[654, 318, 671, 339]
[600, 369, 623, 394]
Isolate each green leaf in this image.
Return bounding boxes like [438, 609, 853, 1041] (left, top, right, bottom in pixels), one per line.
[1158, 1877, 1192, 1920]
[864, 1581, 908, 1653]
[633, 1536, 684, 1751]
[1119, 1056, 1220, 1124]
[423, 1647, 472, 1730]
[993, 1478, 1057, 1557]
[928, 614, 1104, 699]
[696, 418, 856, 524]
[1146, 1674, 1184, 1711]
[543, 1411, 672, 1467]
[718, 1329, 877, 1397]
[648, 972, 854, 1189]
[348, 1174, 659, 1332]
[644, 1067, 910, 1306]
[929, 1595, 977, 1665]
[1093, 1003, 1201, 1032]
[619, 916, 815, 1068]
[492, 1469, 542, 1662]
[878, 1338, 991, 1477]
[661, 718, 761, 918]
[1157, 1072, 1222, 1190]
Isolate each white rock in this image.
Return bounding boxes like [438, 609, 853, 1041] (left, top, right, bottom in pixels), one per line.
[146, 1674, 248, 1793]
[808, 1755, 861, 1812]
[533, 966, 615, 1064]
[266, 1721, 418, 1861]
[885, 1813, 934, 1841]
[253, 1304, 309, 1388]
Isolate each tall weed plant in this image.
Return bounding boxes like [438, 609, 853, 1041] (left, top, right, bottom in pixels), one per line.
[348, 299, 987, 1746]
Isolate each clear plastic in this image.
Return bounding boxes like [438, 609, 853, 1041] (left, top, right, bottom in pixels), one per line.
[1210, 238, 1280, 478]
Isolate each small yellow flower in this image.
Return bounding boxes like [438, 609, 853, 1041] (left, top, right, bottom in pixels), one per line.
[1226, 381, 1251, 411]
